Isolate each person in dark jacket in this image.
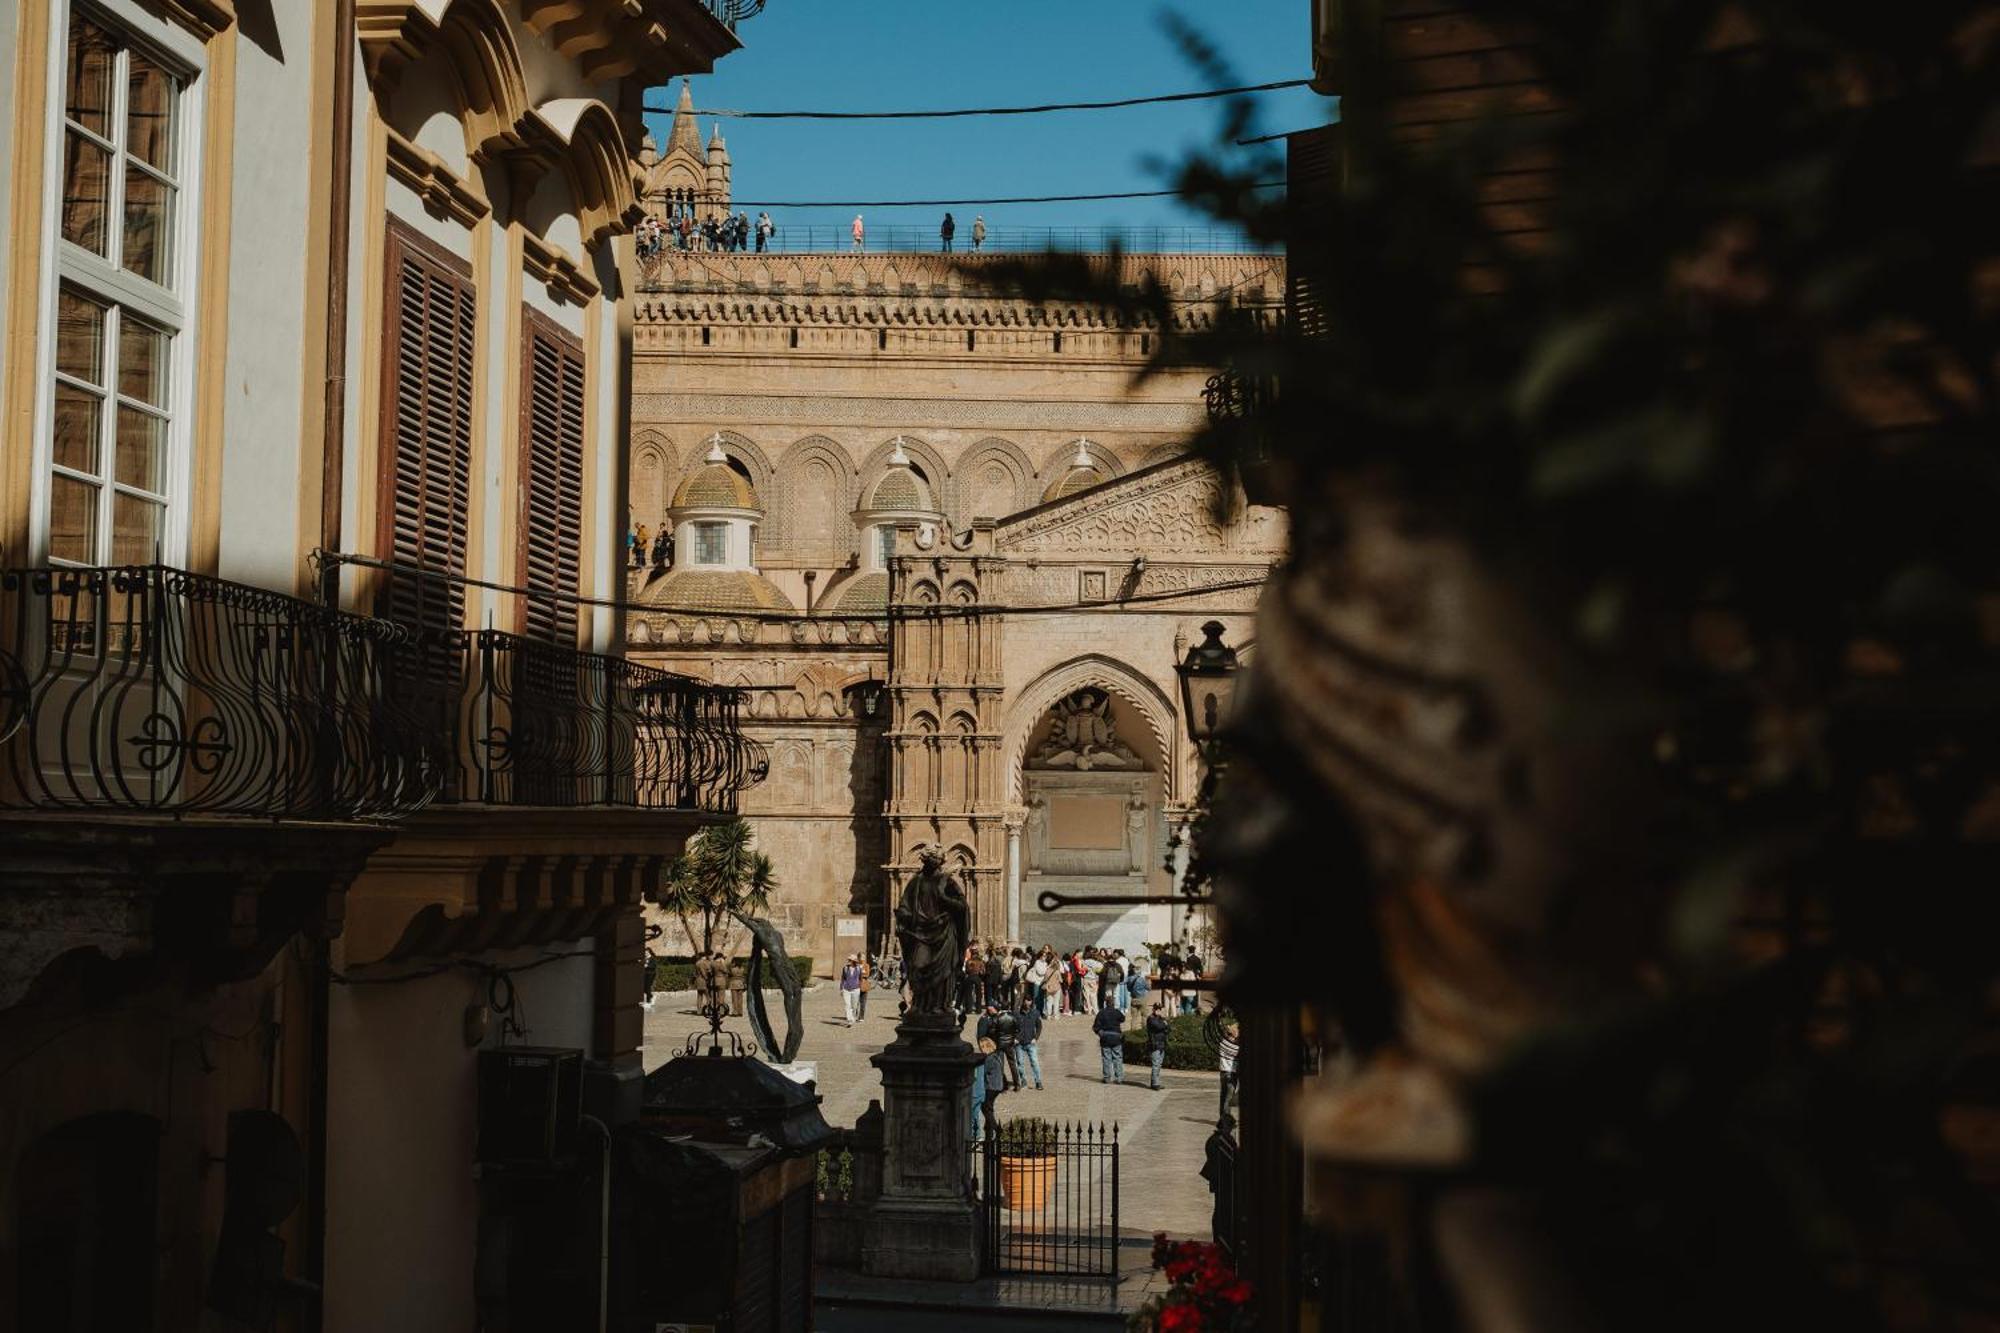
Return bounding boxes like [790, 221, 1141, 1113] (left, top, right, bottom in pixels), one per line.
[991, 1006, 1020, 1089]
[1146, 1003, 1172, 1090]
[1014, 995, 1045, 1089]
[978, 1036, 1005, 1139]
[1094, 999, 1126, 1084]
[940, 211, 956, 252]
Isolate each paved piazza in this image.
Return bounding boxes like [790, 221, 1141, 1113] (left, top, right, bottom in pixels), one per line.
[643, 984, 1223, 1239]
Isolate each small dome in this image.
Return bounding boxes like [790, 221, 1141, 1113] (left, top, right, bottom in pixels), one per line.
[869, 468, 929, 511]
[640, 569, 794, 614]
[1042, 440, 1109, 502]
[864, 438, 935, 512]
[673, 437, 759, 510]
[823, 571, 889, 616]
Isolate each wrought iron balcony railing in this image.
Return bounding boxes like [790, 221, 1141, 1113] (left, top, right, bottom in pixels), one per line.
[438, 628, 766, 813]
[0, 564, 438, 820]
[699, 0, 765, 31]
[0, 565, 765, 821]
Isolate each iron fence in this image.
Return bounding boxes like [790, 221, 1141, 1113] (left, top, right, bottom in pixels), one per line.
[970, 1120, 1119, 1278]
[698, 0, 764, 30]
[0, 564, 439, 820]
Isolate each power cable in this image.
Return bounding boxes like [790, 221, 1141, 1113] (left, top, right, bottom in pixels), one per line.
[646, 79, 1314, 121]
[713, 182, 1284, 210]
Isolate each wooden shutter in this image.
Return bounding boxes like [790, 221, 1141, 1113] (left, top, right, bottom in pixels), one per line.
[518, 309, 586, 647]
[377, 221, 475, 649]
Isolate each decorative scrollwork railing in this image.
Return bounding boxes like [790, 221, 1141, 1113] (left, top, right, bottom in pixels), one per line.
[0, 565, 769, 821]
[699, 0, 765, 31]
[442, 626, 766, 813]
[0, 564, 442, 820]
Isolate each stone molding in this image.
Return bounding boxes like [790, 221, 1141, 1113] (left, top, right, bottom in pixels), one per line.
[633, 392, 1206, 433]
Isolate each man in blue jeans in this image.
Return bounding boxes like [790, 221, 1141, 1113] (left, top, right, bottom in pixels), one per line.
[1145, 1003, 1172, 1090]
[1094, 998, 1126, 1083]
[1014, 995, 1044, 1090]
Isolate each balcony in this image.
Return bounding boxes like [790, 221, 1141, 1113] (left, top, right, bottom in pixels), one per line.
[0, 564, 762, 823]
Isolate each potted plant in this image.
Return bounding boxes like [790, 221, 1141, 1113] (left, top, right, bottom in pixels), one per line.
[993, 1116, 1059, 1213]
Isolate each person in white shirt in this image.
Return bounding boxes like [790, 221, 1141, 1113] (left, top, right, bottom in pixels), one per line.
[1217, 1022, 1240, 1118]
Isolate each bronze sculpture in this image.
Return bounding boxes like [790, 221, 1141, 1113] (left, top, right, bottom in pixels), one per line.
[893, 846, 969, 1021]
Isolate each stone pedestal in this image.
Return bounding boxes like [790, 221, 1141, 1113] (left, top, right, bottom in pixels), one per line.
[863, 1013, 985, 1280]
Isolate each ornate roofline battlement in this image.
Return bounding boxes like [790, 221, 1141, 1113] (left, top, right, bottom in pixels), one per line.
[634, 250, 1284, 324]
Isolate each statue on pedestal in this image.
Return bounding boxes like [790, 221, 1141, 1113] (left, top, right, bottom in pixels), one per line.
[894, 846, 969, 1020]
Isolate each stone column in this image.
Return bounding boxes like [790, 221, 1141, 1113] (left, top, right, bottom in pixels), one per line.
[1004, 820, 1023, 942]
[864, 1014, 986, 1279]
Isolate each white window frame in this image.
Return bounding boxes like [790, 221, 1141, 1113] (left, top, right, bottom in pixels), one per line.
[692, 521, 727, 567]
[31, 0, 205, 569]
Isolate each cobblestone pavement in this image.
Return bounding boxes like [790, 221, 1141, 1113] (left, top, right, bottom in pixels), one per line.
[642, 984, 1224, 1242]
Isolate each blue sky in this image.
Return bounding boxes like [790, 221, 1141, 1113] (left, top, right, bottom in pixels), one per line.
[642, 1, 1335, 249]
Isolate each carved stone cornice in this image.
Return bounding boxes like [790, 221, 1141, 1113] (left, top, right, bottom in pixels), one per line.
[996, 458, 1288, 559]
[524, 231, 599, 306]
[385, 128, 490, 227]
[141, 0, 235, 40]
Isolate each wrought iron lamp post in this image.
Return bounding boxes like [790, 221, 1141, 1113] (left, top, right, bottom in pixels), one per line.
[1168, 621, 1241, 928]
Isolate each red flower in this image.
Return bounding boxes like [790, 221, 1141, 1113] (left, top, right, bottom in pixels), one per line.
[1158, 1304, 1202, 1332]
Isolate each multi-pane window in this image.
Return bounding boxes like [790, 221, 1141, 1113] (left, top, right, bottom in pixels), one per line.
[694, 522, 726, 566]
[876, 524, 895, 569]
[47, 11, 187, 566]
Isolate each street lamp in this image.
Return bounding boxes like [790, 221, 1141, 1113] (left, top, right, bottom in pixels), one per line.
[1177, 620, 1241, 757]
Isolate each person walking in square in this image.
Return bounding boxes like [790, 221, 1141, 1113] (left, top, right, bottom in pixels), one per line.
[1095, 996, 1127, 1084]
[978, 1037, 1005, 1140]
[969, 1040, 988, 1141]
[839, 953, 863, 1026]
[1016, 993, 1045, 1090]
[1146, 1003, 1172, 1091]
[971, 214, 987, 251]
[857, 954, 872, 1019]
[940, 211, 956, 252]
[726, 954, 747, 1017]
[1217, 1020, 1240, 1117]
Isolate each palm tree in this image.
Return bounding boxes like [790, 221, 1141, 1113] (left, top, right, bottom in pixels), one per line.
[656, 818, 777, 959]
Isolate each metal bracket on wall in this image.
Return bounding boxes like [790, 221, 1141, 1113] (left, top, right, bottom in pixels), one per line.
[1036, 890, 1213, 912]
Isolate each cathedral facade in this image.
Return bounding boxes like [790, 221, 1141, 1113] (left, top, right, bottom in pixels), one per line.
[627, 95, 1286, 967]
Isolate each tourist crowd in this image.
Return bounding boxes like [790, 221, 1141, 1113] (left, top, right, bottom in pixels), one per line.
[634, 209, 778, 257]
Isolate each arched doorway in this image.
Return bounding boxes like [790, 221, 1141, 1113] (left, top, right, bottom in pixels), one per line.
[1005, 662, 1175, 953]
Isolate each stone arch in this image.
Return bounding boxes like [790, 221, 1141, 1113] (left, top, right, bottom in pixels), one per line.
[1036, 438, 1125, 490]
[856, 436, 949, 508]
[1138, 441, 1186, 471]
[631, 429, 674, 527]
[1002, 654, 1179, 804]
[947, 709, 978, 734]
[529, 98, 642, 249]
[771, 434, 857, 559]
[951, 437, 1034, 523]
[947, 581, 977, 605]
[909, 580, 940, 605]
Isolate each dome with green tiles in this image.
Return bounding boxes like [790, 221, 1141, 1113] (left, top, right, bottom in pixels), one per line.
[673, 437, 760, 511]
[822, 571, 889, 616]
[640, 569, 794, 614]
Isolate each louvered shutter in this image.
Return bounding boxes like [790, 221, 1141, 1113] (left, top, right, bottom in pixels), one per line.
[378, 222, 474, 661]
[519, 310, 586, 648]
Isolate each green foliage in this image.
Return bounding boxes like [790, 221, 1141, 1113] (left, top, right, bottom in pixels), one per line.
[650, 955, 812, 993]
[649, 818, 778, 957]
[1124, 1012, 1218, 1071]
[990, 7, 2000, 1325]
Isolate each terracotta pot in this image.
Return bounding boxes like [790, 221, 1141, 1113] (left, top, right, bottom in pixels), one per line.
[999, 1154, 1057, 1212]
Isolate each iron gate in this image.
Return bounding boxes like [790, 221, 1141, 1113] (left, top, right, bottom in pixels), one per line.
[970, 1121, 1119, 1277]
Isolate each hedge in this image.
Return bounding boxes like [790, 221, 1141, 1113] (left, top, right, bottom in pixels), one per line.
[650, 956, 815, 993]
[1122, 1011, 1220, 1071]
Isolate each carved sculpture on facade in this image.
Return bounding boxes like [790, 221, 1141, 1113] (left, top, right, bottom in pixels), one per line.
[1029, 687, 1143, 771]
